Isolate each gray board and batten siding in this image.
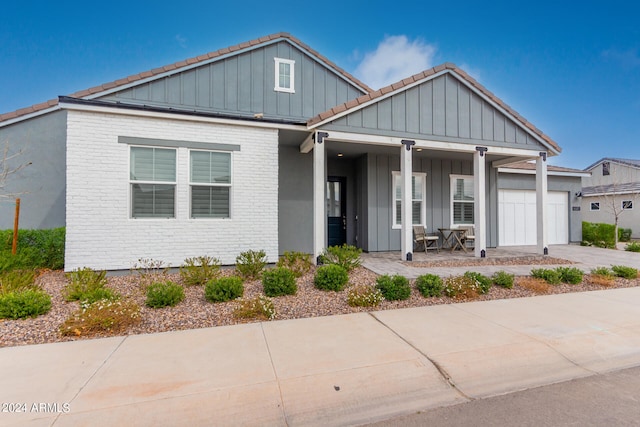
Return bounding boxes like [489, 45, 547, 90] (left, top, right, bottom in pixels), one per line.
[99, 41, 366, 122]
[0, 110, 67, 230]
[321, 72, 548, 151]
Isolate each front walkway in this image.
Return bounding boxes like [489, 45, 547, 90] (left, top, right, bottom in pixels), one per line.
[362, 244, 640, 278]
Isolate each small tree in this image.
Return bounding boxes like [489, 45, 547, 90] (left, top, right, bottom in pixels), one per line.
[0, 140, 31, 201]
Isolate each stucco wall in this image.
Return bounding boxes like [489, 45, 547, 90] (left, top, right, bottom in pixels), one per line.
[0, 111, 67, 229]
[65, 110, 278, 270]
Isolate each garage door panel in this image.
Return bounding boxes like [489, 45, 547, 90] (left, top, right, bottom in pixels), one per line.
[498, 190, 568, 246]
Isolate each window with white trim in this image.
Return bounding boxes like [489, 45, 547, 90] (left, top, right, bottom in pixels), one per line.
[130, 146, 176, 218]
[451, 175, 474, 226]
[190, 150, 232, 218]
[622, 200, 633, 210]
[392, 172, 426, 228]
[590, 202, 600, 211]
[274, 58, 295, 93]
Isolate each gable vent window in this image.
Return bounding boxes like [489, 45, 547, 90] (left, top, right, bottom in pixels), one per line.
[274, 58, 295, 93]
[603, 161, 610, 176]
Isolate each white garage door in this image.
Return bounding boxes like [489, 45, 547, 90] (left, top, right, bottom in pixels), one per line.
[499, 190, 568, 246]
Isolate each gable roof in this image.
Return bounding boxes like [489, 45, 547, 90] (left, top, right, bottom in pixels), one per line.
[0, 32, 373, 125]
[499, 161, 588, 176]
[584, 157, 640, 172]
[307, 63, 561, 154]
[582, 182, 640, 197]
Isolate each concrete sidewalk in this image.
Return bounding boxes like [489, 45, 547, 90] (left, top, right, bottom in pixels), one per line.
[2, 287, 640, 426]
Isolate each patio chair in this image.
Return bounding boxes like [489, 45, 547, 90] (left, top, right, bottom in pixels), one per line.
[413, 226, 440, 254]
[460, 226, 475, 249]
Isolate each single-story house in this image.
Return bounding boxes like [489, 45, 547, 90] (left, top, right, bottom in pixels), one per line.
[581, 158, 640, 238]
[0, 32, 579, 271]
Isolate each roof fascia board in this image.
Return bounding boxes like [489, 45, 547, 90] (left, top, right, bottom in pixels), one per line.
[0, 106, 61, 128]
[58, 101, 308, 132]
[582, 191, 640, 197]
[497, 167, 591, 177]
[310, 69, 559, 155]
[323, 130, 546, 157]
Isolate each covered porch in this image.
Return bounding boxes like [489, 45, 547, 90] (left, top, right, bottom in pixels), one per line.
[304, 130, 551, 263]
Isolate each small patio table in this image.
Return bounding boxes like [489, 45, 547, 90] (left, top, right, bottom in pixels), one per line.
[438, 228, 468, 253]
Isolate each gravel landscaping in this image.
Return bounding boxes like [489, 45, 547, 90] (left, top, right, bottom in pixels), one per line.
[1, 264, 638, 348]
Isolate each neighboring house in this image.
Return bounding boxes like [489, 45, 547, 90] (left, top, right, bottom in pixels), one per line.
[581, 158, 640, 238]
[0, 33, 565, 271]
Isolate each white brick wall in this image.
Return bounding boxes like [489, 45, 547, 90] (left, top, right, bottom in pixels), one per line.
[65, 110, 279, 271]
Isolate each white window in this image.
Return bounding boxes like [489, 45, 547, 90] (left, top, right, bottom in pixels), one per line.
[130, 146, 176, 218]
[274, 58, 295, 93]
[590, 202, 600, 211]
[622, 200, 633, 210]
[451, 175, 474, 226]
[392, 172, 426, 228]
[190, 150, 232, 218]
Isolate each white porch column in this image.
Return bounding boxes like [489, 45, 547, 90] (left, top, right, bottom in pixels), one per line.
[474, 147, 487, 257]
[400, 140, 415, 261]
[313, 132, 328, 264]
[536, 152, 549, 255]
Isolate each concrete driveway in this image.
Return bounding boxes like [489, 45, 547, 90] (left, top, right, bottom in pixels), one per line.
[362, 244, 640, 278]
[2, 285, 640, 426]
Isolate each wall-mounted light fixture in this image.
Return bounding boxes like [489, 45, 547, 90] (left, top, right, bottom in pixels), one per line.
[337, 153, 344, 157]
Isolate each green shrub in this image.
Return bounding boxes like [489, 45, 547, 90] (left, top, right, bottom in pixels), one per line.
[556, 267, 584, 285]
[0, 270, 36, 294]
[591, 267, 614, 277]
[531, 268, 562, 285]
[0, 289, 52, 319]
[581, 222, 615, 248]
[376, 274, 411, 301]
[180, 255, 221, 286]
[464, 271, 492, 294]
[625, 242, 640, 252]
[205, 276, 244, 303]
[233, 295, 276, 320]
[235, 250, 268, 280]
[262, 267, 297, 297]
[276, 251, 312, 277]
[611, 265, 638, 279]
[60, 299, 140, 336]
[415, 274, 443, 297]
[145, 281, 185, 308]
[314, 264, 349, 291]
[0, 227, 65, 272]
[443, 275, 481, 299]
[347, 285, 384, 307]
[619, 228, 632, 242]
[63, 268, 110, 302]
[320, 244, 362, 272]
[492, 271, 514, 289]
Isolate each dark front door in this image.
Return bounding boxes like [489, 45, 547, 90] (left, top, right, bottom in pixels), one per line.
[327, 176, 346, 247]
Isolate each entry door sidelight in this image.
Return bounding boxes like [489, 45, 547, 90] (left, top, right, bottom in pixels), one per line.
[327, 177, 347, 247]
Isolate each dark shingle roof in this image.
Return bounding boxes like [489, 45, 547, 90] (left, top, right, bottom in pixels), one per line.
[501, 161, 585, 174]
[582, 182, 640, 196]
[584, 158, 640, 171]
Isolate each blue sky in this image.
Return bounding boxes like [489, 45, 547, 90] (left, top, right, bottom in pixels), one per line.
[1, 1, 638, 169]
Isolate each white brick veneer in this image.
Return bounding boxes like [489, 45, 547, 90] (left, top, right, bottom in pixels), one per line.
[65, 110, 279, 271]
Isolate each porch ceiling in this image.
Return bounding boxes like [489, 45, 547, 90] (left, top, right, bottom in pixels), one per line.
[325, 140, 524, 164]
